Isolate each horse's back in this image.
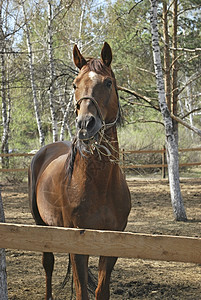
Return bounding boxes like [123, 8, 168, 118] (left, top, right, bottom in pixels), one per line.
[28, 141, 71, 225]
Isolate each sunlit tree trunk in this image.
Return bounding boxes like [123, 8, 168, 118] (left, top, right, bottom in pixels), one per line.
[21, 1, 45, 147]
[47, 0, 58, 142]
[162, 1, 171, 112]
[171, 0, 179, 143]
[1, 48, 9, 167]
[150, 0, 187, 221]
[0, 5, 10, 168]
[0, 191, 8, 300]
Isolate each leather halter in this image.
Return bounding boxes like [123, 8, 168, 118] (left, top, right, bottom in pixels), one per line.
[75, 96, 119, 131]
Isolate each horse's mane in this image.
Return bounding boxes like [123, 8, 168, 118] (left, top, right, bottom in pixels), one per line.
[65, 58, 122, 182]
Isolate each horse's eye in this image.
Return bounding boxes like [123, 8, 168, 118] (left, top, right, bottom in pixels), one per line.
[105, 79, 112, 88]
[76, 102, 80, 110]
[73, 83, 77, 90]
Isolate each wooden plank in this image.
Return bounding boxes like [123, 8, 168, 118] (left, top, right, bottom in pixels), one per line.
[0, 168, 28, 172]
[121, 162, 201, 169]
[0, 223, 201, 264]
[0, 153, 34, 157]
[122, 147, 201, 154]
[180, 162, 201, 167]
[122, 149, 165, 154]
[122, 164, 166, 169]
[178, 147, 201, 152]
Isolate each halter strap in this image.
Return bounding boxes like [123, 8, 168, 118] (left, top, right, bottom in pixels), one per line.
[75, 96, 119, 131]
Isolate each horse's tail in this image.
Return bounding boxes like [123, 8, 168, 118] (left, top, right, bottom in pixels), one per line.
[61, 254, 97, 296]
[88, 268, 97, 295]
[61, 254, 72, 289]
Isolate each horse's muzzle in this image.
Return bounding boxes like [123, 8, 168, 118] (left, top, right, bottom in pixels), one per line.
[76, 114, 102, 141]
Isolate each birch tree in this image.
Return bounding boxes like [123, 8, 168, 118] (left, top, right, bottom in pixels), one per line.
[47, 0, 58, 142]
[21, 0, 45, 147]
[0, 191, 8, 300]
[171, 0, 179, 142]
[0, 3, 10, 167]
[150, 0, 187, 221]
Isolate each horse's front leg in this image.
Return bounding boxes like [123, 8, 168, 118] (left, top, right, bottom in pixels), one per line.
[70, 254, 89, 300]
[42, 252, 54, 300]
[95, 256, 117, 300]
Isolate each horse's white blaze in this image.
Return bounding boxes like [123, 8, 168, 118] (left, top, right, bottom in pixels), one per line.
[88, 71, 98, 83]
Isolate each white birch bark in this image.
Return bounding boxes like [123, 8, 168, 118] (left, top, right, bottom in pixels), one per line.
[0, 191, 8, 300]
[0, 5, 9, 168]
[47, 0, 58, 142]
[1, 48, 8, 157]
[21, 1, 45, 147]
[150, 0, 187, 221]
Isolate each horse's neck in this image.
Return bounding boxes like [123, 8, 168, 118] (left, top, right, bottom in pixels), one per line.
[101, 126, 119, 159]
[75, 127, 119, 179]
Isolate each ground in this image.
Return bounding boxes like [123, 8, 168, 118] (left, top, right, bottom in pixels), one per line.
[1, 176, 201, 299]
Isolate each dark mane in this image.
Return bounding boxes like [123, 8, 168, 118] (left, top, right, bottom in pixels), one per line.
[87, 58, 112, 76]
[65, 139, 77, 183]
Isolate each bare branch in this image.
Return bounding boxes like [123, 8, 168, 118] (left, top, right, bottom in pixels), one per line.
[128, 0, 144, 14]
[117, 85, 160, 111]
[181, 107, 201, 119]
[171, 113, 201, 137]
[128, 119, 164, 126]
[177, 5, 201, 17]
[118, 86, 201, 137]
[178, 72, 201, 96]
[136, 66, 155, 76]
[170, 47, 201, 52]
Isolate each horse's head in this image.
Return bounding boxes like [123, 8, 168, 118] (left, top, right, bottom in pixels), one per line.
[73, 42, 119, 143]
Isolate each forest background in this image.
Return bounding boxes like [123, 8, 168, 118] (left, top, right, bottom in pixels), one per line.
[0, 0, 201, 169]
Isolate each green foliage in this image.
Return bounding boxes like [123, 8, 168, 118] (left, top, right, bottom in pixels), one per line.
[9, 92, 39, 152]
[118, 122, 165, 151]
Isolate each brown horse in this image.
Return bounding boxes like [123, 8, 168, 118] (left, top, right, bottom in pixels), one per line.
[28, 42, 131, 300]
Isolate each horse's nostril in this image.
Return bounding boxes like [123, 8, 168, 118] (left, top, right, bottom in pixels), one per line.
[86, 116, 95, 131]
[76, 118, 82, 130]
[76, 116, 95, 132]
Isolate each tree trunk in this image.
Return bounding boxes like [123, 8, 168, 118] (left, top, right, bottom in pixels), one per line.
[47, 0, 58, 142]
[171, 0, 179, 143]
[0, 191, 8, 300]
[1, 48, 9, 168]
[150, 0, 187, 221]
[21, 1, 45, 147]
[162, 1, 171, 112]
[0, 6, 10, 168]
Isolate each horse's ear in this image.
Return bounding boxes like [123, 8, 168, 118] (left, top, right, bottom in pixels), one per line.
[101, 42, 112, 67]
[73, 45, 87, 69]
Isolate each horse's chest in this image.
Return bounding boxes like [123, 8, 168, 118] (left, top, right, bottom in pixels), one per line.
[65, 183, 117, 229]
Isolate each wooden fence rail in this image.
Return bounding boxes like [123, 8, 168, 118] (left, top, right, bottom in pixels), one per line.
[1, 147, 201, 174]
[0, 223, 201, 264]
[121, 147, 201, 178]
